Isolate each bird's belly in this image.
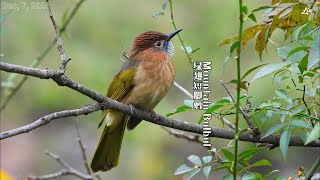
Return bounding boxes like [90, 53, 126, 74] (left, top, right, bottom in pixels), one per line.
[124, 61, 174, 110]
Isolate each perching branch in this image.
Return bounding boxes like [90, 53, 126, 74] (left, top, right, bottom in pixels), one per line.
[1, 62, 320, 147]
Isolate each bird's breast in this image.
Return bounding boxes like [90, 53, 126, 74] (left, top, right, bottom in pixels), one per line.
[124, 52, 175, 110]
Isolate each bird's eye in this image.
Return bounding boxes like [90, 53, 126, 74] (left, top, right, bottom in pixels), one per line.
[155, 41, 162, 47]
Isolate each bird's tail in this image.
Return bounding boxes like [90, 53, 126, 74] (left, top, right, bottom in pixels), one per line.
[91, 111, 127, 172]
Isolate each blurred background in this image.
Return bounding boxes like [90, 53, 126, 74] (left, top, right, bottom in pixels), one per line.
[0, 0, 319, 179]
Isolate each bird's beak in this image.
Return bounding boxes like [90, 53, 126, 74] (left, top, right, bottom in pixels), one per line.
[166, 29, 183, 41]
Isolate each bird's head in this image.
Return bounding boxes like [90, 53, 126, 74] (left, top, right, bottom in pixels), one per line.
[129, 29, 182, 59]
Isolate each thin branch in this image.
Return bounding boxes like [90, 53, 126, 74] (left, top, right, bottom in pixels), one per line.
[305, 156, 320, 180]
[173, 81, 236, 130]
[173, 81, 193, 99]
[74, 121, 92, 175]
[234, 0, 244, 176]
[0, 0, 86, 112]
[169, 0, 193, 63]
[162, 127, 202, 145]
[27, 150, 93, 180]
[220, 80, 259, 133]
[46, 0, 71, 71]
[302, 85, 314, 127]
[0, 103, 101, 140]
[1, 63, 320, 147]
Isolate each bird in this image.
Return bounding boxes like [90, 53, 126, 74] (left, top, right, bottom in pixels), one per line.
[90, 29, 182, 172]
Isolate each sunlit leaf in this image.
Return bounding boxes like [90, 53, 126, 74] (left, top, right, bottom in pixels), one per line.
[174, 164, 193, 175]
[255, 25, 268, 60]
[202, 166, 211, 178]
[289, 120, 312, 129]
[186, 168, 201, 180]
[308, 31, 320, 69]
[290, 4, 308, 26]
[261, 124, 287, 139]
[202, 156, 212, 164]
[242, 25, 265, 47]
[252, 62, 291, 82]
[280, 129, 290, 159]
[187, 155, 202, 167]
[305, 123, 320, 144]
[219, 36, 238, 46]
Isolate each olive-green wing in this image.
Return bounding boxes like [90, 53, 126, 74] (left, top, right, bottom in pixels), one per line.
[98, 59, 138, 128]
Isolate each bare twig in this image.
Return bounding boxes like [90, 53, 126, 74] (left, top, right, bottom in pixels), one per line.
[169, 0, 193, 63]
[0, 0, 86, 112]
[303, 85, 314, 127]
[220, 80, 259, 134]
[173, 81, 193, 99]
[1, 62, 320, 147]
[46, 0, 71, 71]
[27, 150, 93, 180]
[0, 103, 101, 140]
[162, 127, 202, 144]
[74, 121, 92, 175]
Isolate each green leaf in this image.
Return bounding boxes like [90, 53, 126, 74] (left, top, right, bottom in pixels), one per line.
[152, 0, 169, 18]
[252, 6, 273, 13]
[187, 155, 202, 167]
[243, 6, 248, 14]
[277, 46, 307, 62]
[262, 170, 279, 180]
[186, 168, 201, 180]
[238, 146, 262, 161]
[289, 120, 312, 129]
[166, 105, 192, 117]
[273, 71, 287, 87]
[242, 173, 259, 180]
[298, 54, 308, 74]
[223, 174, 234, 180]
[248, 13, 257, 22]
[287, 46, 309, 59]
[174, 164, 193, 175]
[308, 31, 320, 69]
[251, 62, 291, 82]
[251, 159, 272, 167]
[230, 41, 240, 54]
[280, 129, 290, 159]
[294, 22, 313, 40]
[202, 166, 211, 178]
[261, 124, 287, 139]
[220, 149, 234, 161]
[242, 63, 268, 80]
[202, 156, 212, 164]
[258, 101, 281, 108]
[227, 79, 247, 90]
[198, 98, 232, 124]
[305, 123, 320, 144]
[275, 89, 289, 100]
